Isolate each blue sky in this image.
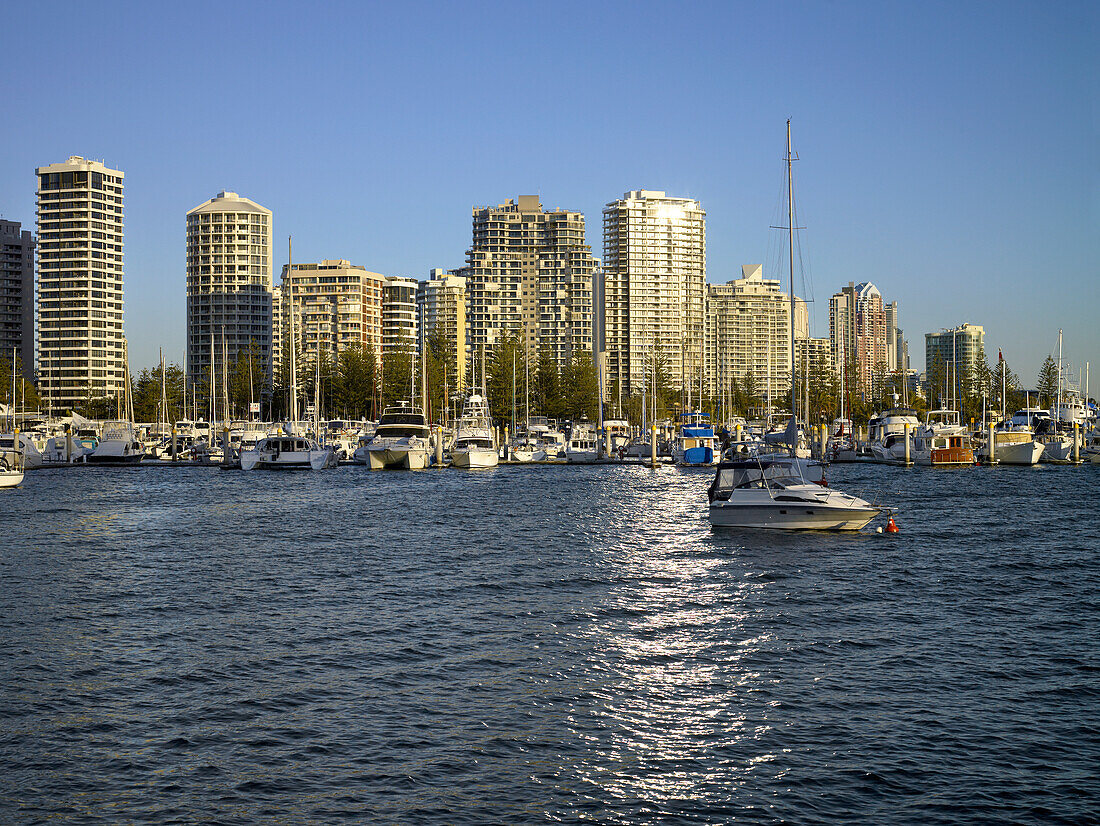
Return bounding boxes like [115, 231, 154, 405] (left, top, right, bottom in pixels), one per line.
[3, 0, 1097, 386]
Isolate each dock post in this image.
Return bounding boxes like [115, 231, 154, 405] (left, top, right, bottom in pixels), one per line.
[65, 424, 72, 463]
[820, 425, 828, 460]
[503, 425, 509, 461]
[171, 425, 177, 461]
[735, 423, 743, 445]
[650, 426, 657, 469]
[988, 423, 998, 465]
[1073, 422, 1080, 463]
[904, 423, 911, 466]
[435, 426, 444, 468]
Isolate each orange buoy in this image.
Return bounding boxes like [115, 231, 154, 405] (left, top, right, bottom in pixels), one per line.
[885, 515, 899, 533]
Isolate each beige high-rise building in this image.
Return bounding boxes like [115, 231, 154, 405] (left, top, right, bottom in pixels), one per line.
[602, 190, 706, 396]
[465, 196, 595, 370]
[186, 191, 273, 387]
[704, 265, 808, 408]
[382, 276, 420, 357]
[279, 260, 385, 371]
[830, 281, 889, 393]
[36, 156, 125, 413]
[418, 268, 467, 393]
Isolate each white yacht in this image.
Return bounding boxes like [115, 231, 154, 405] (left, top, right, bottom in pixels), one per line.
[708, 456, 880, 530]
[88, 422, 144, 464]
[868, 407, 921, 463]
[240, 432, 336, 470]
[566, 421, 599, 463]
[977, 423, 1044, 466]
[356, 403, 432, 470]
[450, 395, 498, 468]
[42, 434, 89, 464]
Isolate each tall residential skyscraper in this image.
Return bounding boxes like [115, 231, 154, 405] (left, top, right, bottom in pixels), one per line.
[704, 265, 808, 407]
[382, 276, 420, 357]
[186, 191, 273, 388]
[465, 196, 595, 368]
[602, 190, 706, 395]
[829, 281, 890, 394]
[0, 220, 35, 374]
[418, 268, 467, 393]
[279, 260, 385, 368]
[36, 156, 125, 413]
[925, 323, 985, 399]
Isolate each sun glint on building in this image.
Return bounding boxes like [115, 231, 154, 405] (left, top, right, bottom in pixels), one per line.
[602, 190, 706, 396]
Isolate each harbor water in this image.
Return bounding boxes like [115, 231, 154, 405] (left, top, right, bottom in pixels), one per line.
[2, 463, 1098, 823]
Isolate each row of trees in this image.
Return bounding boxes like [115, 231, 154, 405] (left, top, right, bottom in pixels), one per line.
[5, 339, 1086, 430]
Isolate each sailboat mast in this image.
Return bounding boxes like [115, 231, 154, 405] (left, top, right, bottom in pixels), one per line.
[1056, 329, 1062, 418]
[288, 236, 298, 433]
[787, 119, 796, 419]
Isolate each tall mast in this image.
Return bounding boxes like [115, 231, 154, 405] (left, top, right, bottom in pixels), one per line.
[787, 119, 797, 420]
[288, 236, 298, 433]
[1056, 329, 1063, 418]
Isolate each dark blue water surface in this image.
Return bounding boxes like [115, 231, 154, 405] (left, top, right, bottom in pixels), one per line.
[2, 462, 1098, 824]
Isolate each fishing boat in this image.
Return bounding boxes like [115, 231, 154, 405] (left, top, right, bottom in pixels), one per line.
[911, 410, 974, 466]
[450, 394, 498, 468]
[87, 422, 145, 464]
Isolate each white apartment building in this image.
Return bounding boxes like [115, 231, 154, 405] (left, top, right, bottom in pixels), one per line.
[382, 276, 419, 357]
[418, 268, 467, 393]
[36, 156, 125, 413]
[186, 191, 273, 387]
[279, 260, 385, 369]
[704, 265, 808, 407]
[465, 196, 595, 368]
[602, 190, 705, 396]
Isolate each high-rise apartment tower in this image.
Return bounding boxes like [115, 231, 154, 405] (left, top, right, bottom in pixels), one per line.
[35, 156, 125, 413]
[186, 191, 273, 388]
[0, 220, 35, 375]
[602, 190, 706, 396]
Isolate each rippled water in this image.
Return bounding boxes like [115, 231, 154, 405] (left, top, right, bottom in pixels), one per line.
[2, 462, 1098, 823]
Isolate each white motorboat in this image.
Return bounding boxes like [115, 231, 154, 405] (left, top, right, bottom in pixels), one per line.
[977, 424, 1045, 465]
[88, 422, 144, 464]
[566, 421, 598, 463]
[0, 441, 25, 488]
[42, 434, 89, 464]
[450, 395, 498, 469]
[868, 407, 921, 463]
[722, 439, 826, 483]
[240, 433, 336, 470]
[356, 403, 432, 470]
[708, 457, 880, 530]
[0, 433, 44, 469]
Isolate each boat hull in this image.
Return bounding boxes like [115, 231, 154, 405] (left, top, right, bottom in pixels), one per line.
[993, 441, 1044, 465]
[709, 501, 878, 531]
[566, 450, 598, 464]
[451, 448, 499, 468]
[366, 446, 429, 470]
[0, 470, 24, 488]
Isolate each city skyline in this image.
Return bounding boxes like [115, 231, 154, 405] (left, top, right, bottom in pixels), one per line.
[3, 1, 1096, 383]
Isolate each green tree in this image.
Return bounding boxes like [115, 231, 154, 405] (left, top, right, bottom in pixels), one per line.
[332, 342, 377, 420]
[560, 351, 598, 422]
[1035, 354, 1058, 408]
[381, 337, 415, 410]
[485, 333, 527, 430]
[533, 346, 562, 420]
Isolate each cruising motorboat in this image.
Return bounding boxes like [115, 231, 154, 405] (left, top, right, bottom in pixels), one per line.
[708, 456, 880, 530]
[356, 403, 432, 470]
[240, 431, 336, 470]
[722, 438, 825, 483]
[0, 433, 43, 469]
[450, 395, 498, 468]
[565, 420, 599, 463]
[42, 434, 89, 464]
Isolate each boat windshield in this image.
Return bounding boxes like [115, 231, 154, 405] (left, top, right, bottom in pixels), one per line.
[375, 424, 428, 438]
[378, 413, 427, 427]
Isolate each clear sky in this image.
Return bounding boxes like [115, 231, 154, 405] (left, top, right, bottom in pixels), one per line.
[3, 0, 1097, 387]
